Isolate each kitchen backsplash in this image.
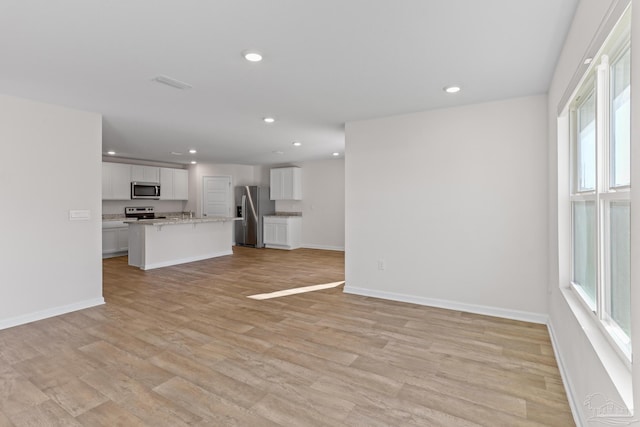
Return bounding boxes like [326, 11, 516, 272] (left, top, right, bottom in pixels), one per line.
[275, 200, 302, 212]
[273, 211, 302, 216]
[102, 199, 186, 216]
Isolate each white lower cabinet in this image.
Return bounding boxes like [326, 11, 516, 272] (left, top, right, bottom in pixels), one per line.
[263, 216, 301, 250]
[102, 221, 128, 257]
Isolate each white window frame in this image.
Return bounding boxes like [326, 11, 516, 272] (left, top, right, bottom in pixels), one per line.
[567, 16, 632, 364]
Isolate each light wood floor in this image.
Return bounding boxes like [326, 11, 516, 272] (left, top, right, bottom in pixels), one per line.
[0, 247, 574, 426]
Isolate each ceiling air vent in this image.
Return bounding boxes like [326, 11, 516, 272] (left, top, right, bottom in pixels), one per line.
[151, 75, 193, 90]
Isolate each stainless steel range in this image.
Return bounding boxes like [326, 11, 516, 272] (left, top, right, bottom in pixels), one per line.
[125, 206, 163, 220]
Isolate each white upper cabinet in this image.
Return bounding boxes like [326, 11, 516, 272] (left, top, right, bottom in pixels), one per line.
[270, 167, 302, 200]
[131, 165, 159, 183]
[160, 167, 189, 200]
[102, 162, 187, 200]
[159, 168, 172, 200]
[173, 169, 189, 200]
[102, 162, 131, 200]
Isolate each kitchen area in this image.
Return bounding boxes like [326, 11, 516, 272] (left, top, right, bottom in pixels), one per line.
[102, 160, 306, 270]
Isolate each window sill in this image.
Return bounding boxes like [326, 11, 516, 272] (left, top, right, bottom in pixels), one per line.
[560, 285, 633, 412]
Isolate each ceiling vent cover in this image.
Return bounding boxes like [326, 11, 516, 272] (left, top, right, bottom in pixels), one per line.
[151, 75, 193, 90]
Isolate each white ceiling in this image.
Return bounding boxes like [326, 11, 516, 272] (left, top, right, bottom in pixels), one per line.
[0, 0, 578, 166]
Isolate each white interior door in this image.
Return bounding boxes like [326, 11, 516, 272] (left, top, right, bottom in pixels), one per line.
[203, 176, 231, 217]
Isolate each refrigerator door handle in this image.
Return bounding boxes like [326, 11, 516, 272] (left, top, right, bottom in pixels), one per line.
[245, 186, 258, 222]
[241, 194, 247, 226]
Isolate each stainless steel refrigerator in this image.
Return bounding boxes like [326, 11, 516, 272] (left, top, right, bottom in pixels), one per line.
[234, 186, 275, 247]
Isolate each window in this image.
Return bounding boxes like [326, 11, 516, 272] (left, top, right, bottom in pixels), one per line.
[569, 14, 631, 359]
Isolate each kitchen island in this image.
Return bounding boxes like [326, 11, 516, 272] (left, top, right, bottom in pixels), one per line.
[127, 217, 237, 270]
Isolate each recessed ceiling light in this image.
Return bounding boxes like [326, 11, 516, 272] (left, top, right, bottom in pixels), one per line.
[190, 161, 197, 164]
[263, 117, 275, 124]
[244, 51, 263, 62]
[292, 141, 302, 147]
[444, 85, 461, 94]
[107, 150, 116, 155]
[584, 57, 593, 65]
[188, 149, 197, 154]
[332, 152, 340, 157]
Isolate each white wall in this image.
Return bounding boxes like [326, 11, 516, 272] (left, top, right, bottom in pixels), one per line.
[254, 165, 271, 187]
[344, 95, 548, 321]
[275, 159, 345, 251]
[0, 94, 103, 329]
[546, 0, 637, 423]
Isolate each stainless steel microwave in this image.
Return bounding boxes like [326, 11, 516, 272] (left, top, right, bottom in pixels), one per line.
[131, 182, 160, 199]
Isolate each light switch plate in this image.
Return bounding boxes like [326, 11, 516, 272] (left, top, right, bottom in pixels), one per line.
[69, 209, 90, 220]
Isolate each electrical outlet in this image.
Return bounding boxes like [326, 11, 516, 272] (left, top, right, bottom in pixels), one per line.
[377, 260, 385, 270]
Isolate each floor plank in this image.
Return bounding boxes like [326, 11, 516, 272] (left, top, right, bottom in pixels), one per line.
[0, 247, 574, 426]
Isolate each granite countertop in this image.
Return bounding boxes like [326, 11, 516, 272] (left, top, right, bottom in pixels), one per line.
[102, 211, 184, 221]
[102, 219, 128, 229]
[125, 217, 236, 226]
[265, 212, 303, 218]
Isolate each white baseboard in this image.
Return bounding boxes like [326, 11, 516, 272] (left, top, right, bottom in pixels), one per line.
[343, 286, 582, 424]
[102, 251, 127, 259]
[343, 286, 548, 324]
[301, 244, 345, 252]
[547, 320, 585, 427]
[141, 250, 233, 270]
[0, 297, 105, 331]
[264, 244, 297, 251]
